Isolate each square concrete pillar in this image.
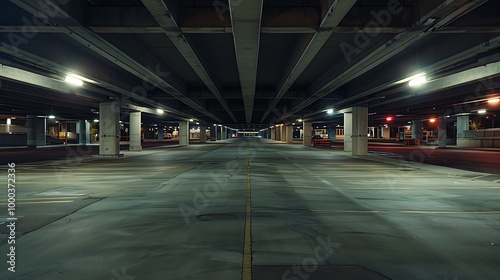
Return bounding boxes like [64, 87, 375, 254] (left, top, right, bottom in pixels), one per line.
[77, 120, 90, 145]
[210, 125, 217, 141]
[179, 121, 189, 146]
[438, 116, 447, 148]
[303, 121, 312, 146]
[329, 125, 337, 140]
[199, 125, 207, 143]
[456, 115, 469, 138]
[271, 127, 276, 140]
[129, 112, 142, 151]
[352, 106, 368, 156]
[344, 112, 352, 152]
[281, 125, 286, 142]
[27, 115, 46, 148]
[411, 120, 423, 141]
[286, 125, 293, 143]
[99, 101, 120, 156]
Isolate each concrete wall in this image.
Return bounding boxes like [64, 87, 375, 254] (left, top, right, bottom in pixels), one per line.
[0, 134, 27, 146]
[457, 138, 500, 148]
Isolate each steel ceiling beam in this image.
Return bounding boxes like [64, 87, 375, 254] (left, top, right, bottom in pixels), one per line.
[276, 0, 489, 122]
[141, 0, 237, 123]
[2, 25, 499, 34]
[302, 35, 500, 120]
[0, 44, 195, 121]
[229, 0, 263, 123]
[10, 0, 222, 123]
[260, 0, 357, 123]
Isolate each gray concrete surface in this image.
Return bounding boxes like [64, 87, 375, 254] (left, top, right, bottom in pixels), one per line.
[0, 138, 499, 279]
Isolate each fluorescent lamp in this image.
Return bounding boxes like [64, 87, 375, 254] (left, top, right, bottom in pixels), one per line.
[93, 119, 99, 122]
[48, 115, 55, 119]
[326, 108, 334, 114]
[429, 118, 436, 123]
[297, 119, 303, 122]
[156, 109, 164, 114]
[478, 109, 487, 114]
[189, 119, 194, 122]
[409, 75, 427, 87]
[64, 75, 83, 86]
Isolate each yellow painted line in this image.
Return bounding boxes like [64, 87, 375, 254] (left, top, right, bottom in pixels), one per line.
[253, 185, 324, 189]
[13, 197, 85, 201]
[252, 208, 500, 215]
[0, 200, 73, 205]
[399, 210, 500, 214]
[242, 148, 252, 280]
[251, 185, 500, 190]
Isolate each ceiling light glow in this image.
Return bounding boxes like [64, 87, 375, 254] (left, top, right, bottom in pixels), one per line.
[156, 109, 164, 114]
[64, 75, 83, 86]
[409, 75, 427, 87]
[478, 109, 487, 114]
[487, 98, 500, 104]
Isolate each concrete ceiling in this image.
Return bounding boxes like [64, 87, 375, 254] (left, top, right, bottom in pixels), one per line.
[0, 0, 499, 128]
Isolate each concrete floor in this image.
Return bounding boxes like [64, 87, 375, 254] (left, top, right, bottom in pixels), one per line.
[0, 138, 499, 279]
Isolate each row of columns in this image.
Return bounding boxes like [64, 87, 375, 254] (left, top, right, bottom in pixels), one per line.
[26, 116, 90, 148]
[267, 106, 368, 156]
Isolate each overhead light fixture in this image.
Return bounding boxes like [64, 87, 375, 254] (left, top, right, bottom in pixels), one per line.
[156, 109, 164, 114]
[429, 118, 436, 123]
[48, 115, 55, 119]
[297, 119, 303, 122]
[487, 98, 500, 104]
[478, 109, 487, 114]
[93, 119, 99, 122]
[408, 74, 427, 87]
[64, 75, 83, 86]
[326, 108, 334, 114]
[386, 117, 393, 122]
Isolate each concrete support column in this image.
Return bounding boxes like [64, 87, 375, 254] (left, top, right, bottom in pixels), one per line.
[210, 125, 217, 141]
[456, 115, 469, 138]
[199, 125, 207, 143]
[27, 115, 46, 148]
[271, 127, 276, 140]
[222, 127, 227, 140]
[129, 112, 142, 151]
[344, 112, 352, 152]
[438, 116, 447, 148]
[329, 125, 337, 140]
[411, 120, 423, 141]
[179, 121, 189, 146]
[157, 127, 164, 140]
[303, 121, 312, 146]
[77, 120, 90, 145]
[281, 125, 286, 142]
[286, 125, 293, 143]
[352, 106, 368, 156]
[99, 101, 120, 156]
